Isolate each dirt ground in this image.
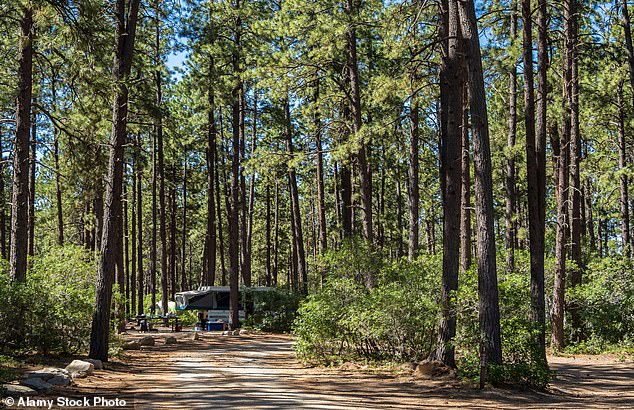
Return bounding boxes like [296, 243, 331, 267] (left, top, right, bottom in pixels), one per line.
[43, 330, 634, 409]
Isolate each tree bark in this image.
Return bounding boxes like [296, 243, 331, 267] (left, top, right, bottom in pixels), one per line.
[181, 160, 188, 291]
[532, 0, 549, 361]
[131, 156, 137, 316]
[89, 0, 141, 362]
[408, 99, 420, 261]
[553, 30, 571, 351]
[460, 84, 472, 273]
[151, 130, 157, 314]
[28, 102, 36, 258]
[506, 3, 518, 274]
[567, 0, 583, 343]
[457, 0, 503, 378]
[229, 0, 242, 328]
[314, 82, 327, 263]
[155, 2, 169, 317]
[52, 79, 64, 245]
[265, 184, 272, 286]
[10, 6, 33, 282]
[617, 83, 630, 257]
[345, 0, 373, 249]
[206, 74, 218, 286]
[214, 136, 226, 286]
[136, 139, 145, 316]
[433, 0, 463, 368]
[523, 0, 547, 362]
[285, 99, 308, 294]
[0, 133, 5, 259]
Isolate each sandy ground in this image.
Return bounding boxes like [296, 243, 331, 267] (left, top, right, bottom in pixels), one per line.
[39, 330, 634, 409]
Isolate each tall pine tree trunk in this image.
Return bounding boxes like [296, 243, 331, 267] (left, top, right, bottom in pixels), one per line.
[460, 84, 472, 273]
[28, 102, 36, 258]
[10, 6, 33, 282]
[552, 4, 574, 346]
[285, 99, 307, 294]
[346, 0, 373, 250]
[408, 99, 420, 261]
[617, 83, 630, 256]
[523, 0, 547, 362]
[229, 0, 242, 328]
[52, 79, 64, 245]
[206, 75, 218, 286]
[155, 3, 169, 317]
[568, 0, 583, 342]
[136, 139, 145, 316]
[506, 3, 518, 274]
[433, 0, 463, 368]
[457, 0, 503, 380]
[89, 0, 141, 361]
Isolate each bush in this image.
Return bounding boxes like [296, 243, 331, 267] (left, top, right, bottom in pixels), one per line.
[243, 288, 301, 332]
[293, 243, 440, 364]
[0, 245, 96, 355]
[568, 257, 634, 347]
[455, 251, 551, 388]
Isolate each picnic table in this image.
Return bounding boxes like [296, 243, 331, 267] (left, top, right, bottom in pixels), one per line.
[134, 314, 181, 332]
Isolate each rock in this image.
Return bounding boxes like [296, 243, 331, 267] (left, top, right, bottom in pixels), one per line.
[123, 341, 141, 350]
[191, 332, 200, 341]
[65, 360, 95, 379]
[414, 360, 455, 379]
[138, 336, 155, 346]
[399, 362, 418, 372]
[48, 375, 71, 386]
[1, 384, 37, 396]
[165, 336, 177, 345]
[222, 331, 231, 336]
[21, 378, 53, 393]
[26, 367, 69, 381]
[85, 359, 103, 370]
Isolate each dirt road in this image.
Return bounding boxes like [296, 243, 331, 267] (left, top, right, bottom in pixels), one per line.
[63, 331, 634, 409]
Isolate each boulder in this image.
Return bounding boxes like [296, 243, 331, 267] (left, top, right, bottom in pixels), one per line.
[165, 336, 177, 345]
[138, 336, 155, 346]
[123, 341, 141, 350]
[48, 375, 71, 386]
[65, 360, 95, 379]
[1, 384, 37, 396]
[85, 359, 103, 370]
[21, 378, 52, 393]
[414, 360, 455, 379]
[26, 367, 69, 381]
[222, 331, 231, 336]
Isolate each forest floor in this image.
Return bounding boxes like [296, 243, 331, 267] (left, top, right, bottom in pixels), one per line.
[37, 330, 634, 408]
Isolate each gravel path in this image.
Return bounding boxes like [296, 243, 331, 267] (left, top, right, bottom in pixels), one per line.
[61, 331, 634, 409]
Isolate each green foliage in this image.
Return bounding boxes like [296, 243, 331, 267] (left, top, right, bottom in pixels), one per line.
[567, 257, 634, 348]
[455, 252, 551, 389]
[0, 246, 96, 355]
[243, 288, 301, 332]
[293, 244, 440, 364]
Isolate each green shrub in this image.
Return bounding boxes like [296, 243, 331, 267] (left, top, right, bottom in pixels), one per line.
[455, 251, 551, 388]
[568, 257, 634, 346]
[243, 288, 301, 332]
[0, 245, 96, 355]
[293, 244, 440, 364]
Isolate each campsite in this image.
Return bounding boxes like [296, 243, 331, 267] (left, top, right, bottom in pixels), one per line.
[2, 0, 634, 407]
